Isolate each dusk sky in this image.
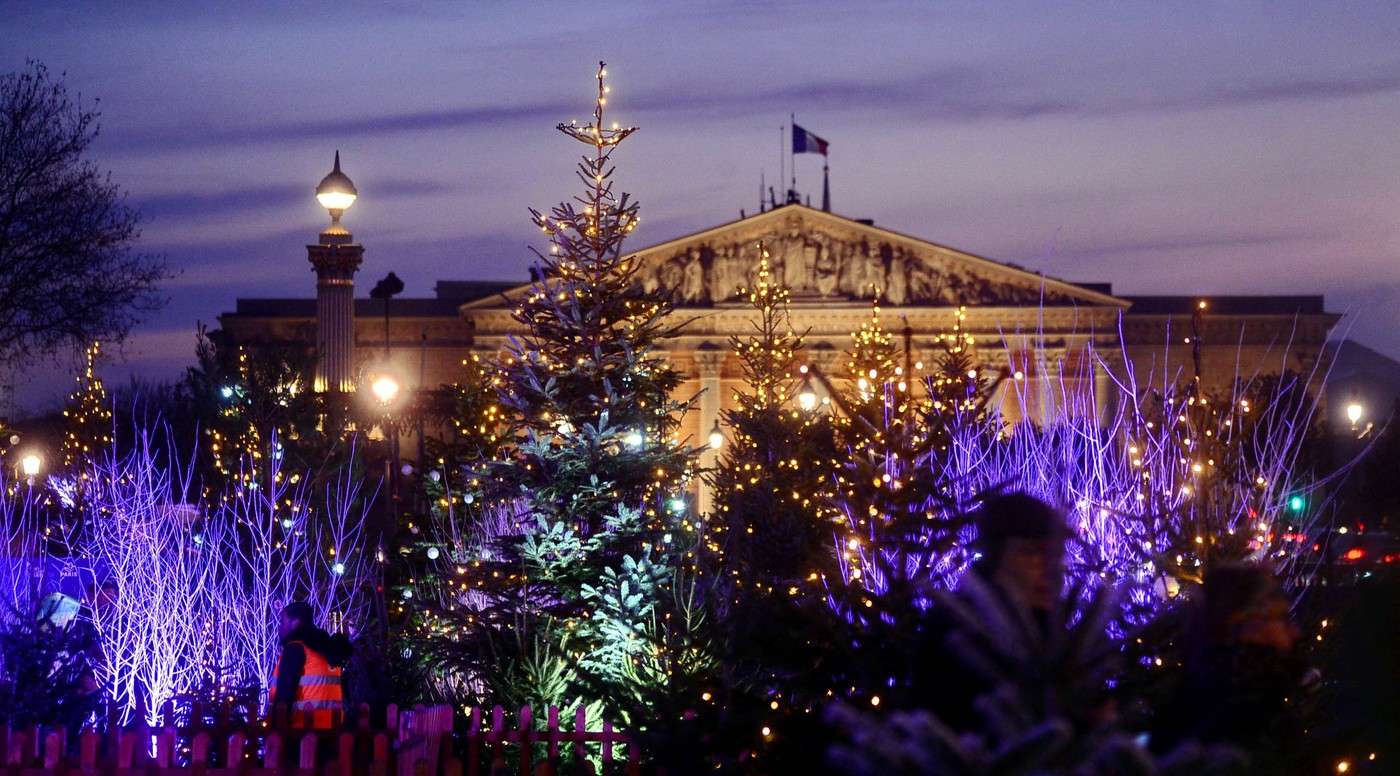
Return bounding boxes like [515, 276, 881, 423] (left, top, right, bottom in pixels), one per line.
[3, 2, 1399, 415]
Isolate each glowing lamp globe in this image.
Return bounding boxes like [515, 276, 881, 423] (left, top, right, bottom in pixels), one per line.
[797, 378, 818, 412]
[315, 151, 358, 223]
[370, 373, 400, 405]
[708, 421, 724, 450]
[1346, 402, 1363, 425]
[20, 454, 40, 478]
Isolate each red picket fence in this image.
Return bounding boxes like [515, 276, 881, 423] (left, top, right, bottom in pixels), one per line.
[1, 701, 455, 776]
[0, 702, 639, 775]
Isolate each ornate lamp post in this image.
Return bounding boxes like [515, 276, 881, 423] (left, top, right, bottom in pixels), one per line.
[308, 152, 364, 403]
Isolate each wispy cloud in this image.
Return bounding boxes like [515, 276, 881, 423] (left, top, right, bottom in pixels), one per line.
[1066, 229, 1335, 261]
[108, 101, 577, 153]
[628, 67, 1400, 124]
[130, 178, 456, 221]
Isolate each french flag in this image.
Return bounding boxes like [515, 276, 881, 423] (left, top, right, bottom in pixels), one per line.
[792, 123, 829, 156]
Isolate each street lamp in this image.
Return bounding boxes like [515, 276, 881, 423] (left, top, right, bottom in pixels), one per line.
[368, 368, 403, 532]
[316, 151, 357, 229]
[20, 453, 40, 487]
[797, 373, 818, 412]
[708, 420, 724, 450]
[1346, 401, 1363, 430]
[370, 373, 401, 406]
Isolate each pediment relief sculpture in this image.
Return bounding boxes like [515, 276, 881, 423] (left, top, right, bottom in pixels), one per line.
[634, 215, 1081, 309]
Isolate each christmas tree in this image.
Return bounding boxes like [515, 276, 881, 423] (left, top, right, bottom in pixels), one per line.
[61, 341, 112, 471]
[443, 63, 702, 720]
[708, 246, 840, 596]
[700, 247, 845, 761]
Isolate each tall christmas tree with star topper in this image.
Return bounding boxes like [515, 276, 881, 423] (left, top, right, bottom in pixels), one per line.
[439, 63, 703, 721]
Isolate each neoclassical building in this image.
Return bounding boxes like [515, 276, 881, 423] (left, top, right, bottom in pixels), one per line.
[221, 203, 1338, 479]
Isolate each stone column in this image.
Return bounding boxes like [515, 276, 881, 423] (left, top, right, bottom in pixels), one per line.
[308, 230, 364, 395]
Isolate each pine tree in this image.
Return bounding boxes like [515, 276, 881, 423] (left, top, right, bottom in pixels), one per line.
[453, 63, 702, 719]
[922, 306, 998, 457]
[61, 341, 113, 471]
[187, 326, 327, 497]
[696, 248, 845, 759]
[811, 306, 1008, 711]
[709, 247, 840, 595]
[57, 341, 114, 541]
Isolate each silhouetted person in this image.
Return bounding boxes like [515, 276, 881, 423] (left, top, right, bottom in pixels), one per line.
[1151, 563, 1312, 771]
[908, 492, 1074, 727]
[270, 601, 352, 729]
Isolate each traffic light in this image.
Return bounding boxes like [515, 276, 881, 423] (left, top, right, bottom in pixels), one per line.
[1288, 495, 1305, 513]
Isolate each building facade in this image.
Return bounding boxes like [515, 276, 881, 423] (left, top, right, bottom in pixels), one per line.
[221, 204, 1339, 465]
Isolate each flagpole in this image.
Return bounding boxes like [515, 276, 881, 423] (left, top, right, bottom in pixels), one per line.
[789, 113, 797, 197]
[822, 154, 830, 213]
[778, 124, 784, 209]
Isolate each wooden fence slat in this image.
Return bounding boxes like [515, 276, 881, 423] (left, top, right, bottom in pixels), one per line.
[264, 731, 283, 767]
[337, 732, 354, 776]
[465, 707, 482, 776]
[117, 730, 136, 768]
[227, 731, 246, 770]
[191, 731, 211, 767]
[573, 707, 588, 763]
[298, 733, 317, 771]
[80, 730, 101, 768]
[370, 732, 390, 776]
[157, 726, 176, 768]
[6, 729, 26, 767]
[516, 705, 532, 776]
[42, 730, 61, 769]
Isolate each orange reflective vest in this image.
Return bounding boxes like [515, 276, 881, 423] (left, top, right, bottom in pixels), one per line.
[271, 640, 343, 729]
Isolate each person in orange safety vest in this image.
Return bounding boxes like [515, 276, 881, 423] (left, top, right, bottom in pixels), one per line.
[270, 601, 352, 729]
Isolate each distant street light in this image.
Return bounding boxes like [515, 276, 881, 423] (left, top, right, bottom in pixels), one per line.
[797, 373, 818, 412]
[370, 373, 401, 406]
[20, 453, 40, 486]
[708, 420, 724, 450]
[1346, 401, 1363, 429]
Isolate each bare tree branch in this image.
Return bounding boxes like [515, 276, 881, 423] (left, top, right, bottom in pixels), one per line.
[0, 60, 168, 367]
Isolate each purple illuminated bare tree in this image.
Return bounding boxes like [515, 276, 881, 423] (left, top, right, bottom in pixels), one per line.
[45, 425, 373, 724]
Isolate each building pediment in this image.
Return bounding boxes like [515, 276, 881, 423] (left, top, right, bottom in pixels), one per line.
[462, 204, 1127, 312]
[628, 205, 1126, 309]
